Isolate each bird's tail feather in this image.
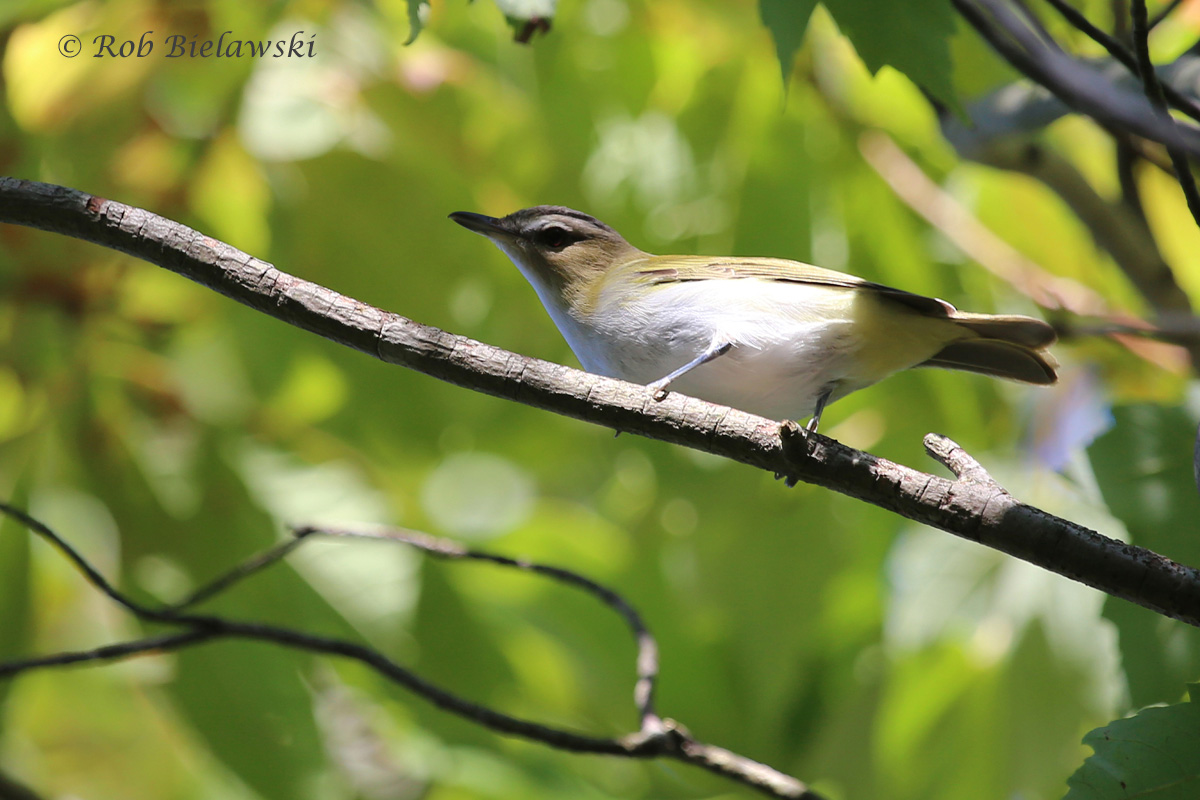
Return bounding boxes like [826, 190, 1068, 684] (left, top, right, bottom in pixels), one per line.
[947, 313, 1058, 349]
[921, 337, 1058, 385]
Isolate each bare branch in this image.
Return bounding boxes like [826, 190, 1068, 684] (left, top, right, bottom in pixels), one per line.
[924, 434, 1004, 489]
[1149, 0, 1185, 28]
[292, 524, 663, 728]
[952, 0, 1200, 156]
[0, 505, 819, 799]
[1129, 0, 1200, 228]
[0, 629, 218, 675]
[2, 178, 1200, 627]
[954, 0, 1200, 231]
[861, 130, 1197, 368]
[171, 537, 308, 610]
[1041, 0, 1200, 123]
[0, 502, 160, 618]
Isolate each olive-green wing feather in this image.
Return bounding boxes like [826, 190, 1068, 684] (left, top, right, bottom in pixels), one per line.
[628, 255, 955, 317]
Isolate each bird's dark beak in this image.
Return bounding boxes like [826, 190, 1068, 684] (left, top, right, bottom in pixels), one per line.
[449, 211, 508, 238]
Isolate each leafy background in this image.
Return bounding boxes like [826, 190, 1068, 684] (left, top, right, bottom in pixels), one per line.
[2, 0, 1200, 798]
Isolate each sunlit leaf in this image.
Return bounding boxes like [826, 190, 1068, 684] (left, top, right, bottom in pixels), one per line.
[759, 0, 956, 105]
[1064, 685, 1200, 800]
[759, 0, 819, 83]
[405, 0, 429, 44]
[827, 0, 956, 106]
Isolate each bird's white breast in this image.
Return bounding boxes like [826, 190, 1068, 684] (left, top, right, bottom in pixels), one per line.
[574, 278, 869, 420]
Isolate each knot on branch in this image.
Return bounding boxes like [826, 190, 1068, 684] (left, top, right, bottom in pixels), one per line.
[621, 715, 687, 753]
[923, 433, 1005, 490]
[777, 419, 825, 487]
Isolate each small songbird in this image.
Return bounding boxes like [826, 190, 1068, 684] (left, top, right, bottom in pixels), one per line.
[450, 206, 1058, 431]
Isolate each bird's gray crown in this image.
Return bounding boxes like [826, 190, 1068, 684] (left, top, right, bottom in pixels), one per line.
[502, 206, 619, 237]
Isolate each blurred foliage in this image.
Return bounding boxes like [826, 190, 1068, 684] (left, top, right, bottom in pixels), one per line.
[1090, 405, 1200, 710]
[1, 1, 1200, 799]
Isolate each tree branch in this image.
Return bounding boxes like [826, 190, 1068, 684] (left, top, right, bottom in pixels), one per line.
[1129, 0, 1200, 228]
[291, 524, 664, 727]
[2, 177, 1200, 628]
[942, 135, 1200, 365]
[1041, 0, 1200, 123]
[942, 1, 1200, 365]
[859, 130, 1191, 370]
[0, 505, 819, 800]
[952, 0, 1200, 156]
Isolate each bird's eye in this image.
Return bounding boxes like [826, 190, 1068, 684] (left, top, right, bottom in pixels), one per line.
[534, 226, 575, 250]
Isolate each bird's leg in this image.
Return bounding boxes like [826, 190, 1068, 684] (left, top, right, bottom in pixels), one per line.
[648, 341, 734, 401]
[807, 387, 834, 433]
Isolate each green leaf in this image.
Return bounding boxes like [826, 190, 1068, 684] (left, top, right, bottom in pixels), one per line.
[827, 0, 957, 106]
[405, 0, 429, 45]
[1089, 405, 1200, 707]
[759, 0, 820, 84]
[758, 0, 957, 104]
[171, 641, 325, 800]
[1064, 688, 1200, 799]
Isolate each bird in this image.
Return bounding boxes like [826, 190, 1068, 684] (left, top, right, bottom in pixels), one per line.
[450, 205, 1058, 431]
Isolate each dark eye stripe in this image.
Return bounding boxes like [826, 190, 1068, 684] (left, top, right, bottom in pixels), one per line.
[532, 226, 578, 249]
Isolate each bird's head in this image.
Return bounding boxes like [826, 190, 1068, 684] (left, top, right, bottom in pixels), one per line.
[450, 206, 644, 308]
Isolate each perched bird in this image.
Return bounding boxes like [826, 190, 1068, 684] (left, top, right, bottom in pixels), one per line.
[450, 206, 1058, 431]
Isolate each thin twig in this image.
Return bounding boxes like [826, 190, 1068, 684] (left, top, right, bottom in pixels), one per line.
[1130, 0, 1200, 229]
[171, 537, 308, 610]
[0, 504, 816, 799]
[1116, 137, 1149, 220]
[293, 524, 663, 727]
[953, 0, 1200, 155]
[1057, 313, 1200, 342]
[1113, 0, 1130, 40]
[1041, 0, 1200, 122]
[0, 630, 217, 676]
[0, 502, 159, 618]
[1149, 0, 1185, 28]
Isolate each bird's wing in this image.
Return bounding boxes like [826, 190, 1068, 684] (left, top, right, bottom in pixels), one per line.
[626, 255, 957, 318]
